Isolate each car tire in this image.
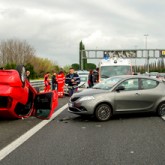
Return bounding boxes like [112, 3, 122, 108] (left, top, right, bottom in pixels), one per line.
[95, 103, 112, 121]
[16, 65, 26, 87]
[157, 102, 165, 116]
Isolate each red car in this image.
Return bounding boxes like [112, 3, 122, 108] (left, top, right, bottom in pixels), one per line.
[0, 65, 58, 119]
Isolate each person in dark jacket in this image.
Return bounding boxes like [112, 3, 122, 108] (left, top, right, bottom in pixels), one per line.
[88, 70, 94, 88]
[51, 71, 57, 90]
[65, 68, 80, 96]
[93, 68, 99, 83]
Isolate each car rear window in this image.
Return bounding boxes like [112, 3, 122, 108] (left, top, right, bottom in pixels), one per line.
[141, 78, 159, 89]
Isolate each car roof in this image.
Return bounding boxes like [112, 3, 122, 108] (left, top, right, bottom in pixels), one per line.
[108, 75, 162, 82]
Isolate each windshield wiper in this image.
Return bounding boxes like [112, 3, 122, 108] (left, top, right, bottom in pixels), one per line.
[101, 75, 109, 78]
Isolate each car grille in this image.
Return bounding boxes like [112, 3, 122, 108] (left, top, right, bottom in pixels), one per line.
[69, 107, 80, 112]
[69, 106, 87, 112]
[0, 96, 9, 108]
[71, 97, 80, 102]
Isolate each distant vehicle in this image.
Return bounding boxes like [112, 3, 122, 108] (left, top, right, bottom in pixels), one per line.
[99, 57, 133, 81]
[158, 73, 165, 80]
[0, 65, 58, 119]
[68, 75, 165, 121]
[79, 75, 88, 89]
[149, 72, 159, 78]
[76, 70, 89, 76]
[76, 70, 89, 89]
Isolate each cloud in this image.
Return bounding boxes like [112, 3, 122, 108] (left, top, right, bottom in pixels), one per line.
[0, 0, 165, 67]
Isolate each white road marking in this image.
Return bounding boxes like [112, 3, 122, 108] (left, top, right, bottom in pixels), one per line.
[0, 104, 68, 161]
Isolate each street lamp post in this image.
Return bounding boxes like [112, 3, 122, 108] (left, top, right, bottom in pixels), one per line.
[134, 45, 137, 73]
[144, 34, 149, 73]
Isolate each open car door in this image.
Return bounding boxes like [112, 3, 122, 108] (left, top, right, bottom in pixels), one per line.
[33, 91, 58, 119]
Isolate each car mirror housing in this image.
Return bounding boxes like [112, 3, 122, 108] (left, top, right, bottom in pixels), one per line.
[116, 86, 125, 91]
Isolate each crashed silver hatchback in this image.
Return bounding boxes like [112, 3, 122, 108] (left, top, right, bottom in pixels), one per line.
[68, 75, 165, 121]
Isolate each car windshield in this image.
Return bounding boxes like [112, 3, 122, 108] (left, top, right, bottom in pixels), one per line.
[101, 66, 131, 78]
[93, 76, 123, 90]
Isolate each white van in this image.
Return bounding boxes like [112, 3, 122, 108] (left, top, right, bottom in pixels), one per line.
[99, 57, 133, 81]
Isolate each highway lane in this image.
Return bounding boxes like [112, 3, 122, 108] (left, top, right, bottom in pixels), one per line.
[0, 96, 70, 150]
[1, 105, 165, 164]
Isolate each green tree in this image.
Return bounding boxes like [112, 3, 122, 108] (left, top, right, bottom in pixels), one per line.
[79, 41, 87, 70]
[53, 65, 60, 73]
[72, 63, 79, 70]
[63, 65, 71, 74]
[5, 63, 16, 69]
[27, 56, 56, 78]
[25, 63, 36, 79]
[86, 63, 96, 70]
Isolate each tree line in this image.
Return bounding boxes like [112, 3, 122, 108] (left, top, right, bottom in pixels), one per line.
[0, 39, 97, 79]
[0, 39, 63, 79]
[134, 58, 165, 73]
[1, 39, 163, 79]
[79, 41, 165, 74]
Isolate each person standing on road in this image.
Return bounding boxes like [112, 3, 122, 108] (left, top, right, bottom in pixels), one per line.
[44, 72, 51, 92]
[56, 71, 65, 97]
[88, 70, 94, 88]
[65, 68, 80, 96]
[51, 70, 57, 90]
[93, 68, 99, 83]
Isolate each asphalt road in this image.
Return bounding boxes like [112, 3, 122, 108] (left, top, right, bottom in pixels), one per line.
[1, 96, 165, 165]
[0, 96, 70, 150]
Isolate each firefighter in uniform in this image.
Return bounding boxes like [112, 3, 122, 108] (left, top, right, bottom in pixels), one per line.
[44, 72, 51, 92]
[56, 71, 65, 97]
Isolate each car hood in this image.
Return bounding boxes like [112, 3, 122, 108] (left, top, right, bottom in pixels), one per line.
[73, 88, 109, 97]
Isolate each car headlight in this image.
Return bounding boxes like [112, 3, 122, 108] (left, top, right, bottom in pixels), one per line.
[78, 96, 95, 102]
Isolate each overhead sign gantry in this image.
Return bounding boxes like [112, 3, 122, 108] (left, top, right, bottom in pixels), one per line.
[80, 49, 165, 72]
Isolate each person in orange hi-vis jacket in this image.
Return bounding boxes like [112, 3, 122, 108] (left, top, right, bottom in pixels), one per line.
[44, 72, 51, 92]
[56, 71, 65, 97]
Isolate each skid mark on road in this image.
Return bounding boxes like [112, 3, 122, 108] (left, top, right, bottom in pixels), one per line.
[0, 104, 68, 161]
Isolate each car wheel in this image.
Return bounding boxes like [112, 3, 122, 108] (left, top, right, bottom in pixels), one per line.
[95, 103, 112, 121]
[157, 102, 165, 116]
[16, 65, 26, 87]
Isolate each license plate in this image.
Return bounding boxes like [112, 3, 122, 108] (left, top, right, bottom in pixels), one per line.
[68, 103, 73, 107]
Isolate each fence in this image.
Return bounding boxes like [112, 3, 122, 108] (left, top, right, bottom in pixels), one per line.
[30, 80, 45, 92]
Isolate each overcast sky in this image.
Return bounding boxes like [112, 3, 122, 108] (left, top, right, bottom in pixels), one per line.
[0, 0, 165, 67]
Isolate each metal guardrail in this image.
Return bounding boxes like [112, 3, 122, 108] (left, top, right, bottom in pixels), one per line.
[30, 80, 87, 93]
[30, 80, 45, 92]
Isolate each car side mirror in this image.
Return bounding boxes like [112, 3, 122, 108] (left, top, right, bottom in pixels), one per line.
[116, 86, 125, 91]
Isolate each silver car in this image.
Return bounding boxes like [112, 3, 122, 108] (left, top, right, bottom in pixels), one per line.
[68, 75, 165, 121]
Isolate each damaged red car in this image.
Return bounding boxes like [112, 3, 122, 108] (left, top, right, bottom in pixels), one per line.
[0, 65, 58, 119]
